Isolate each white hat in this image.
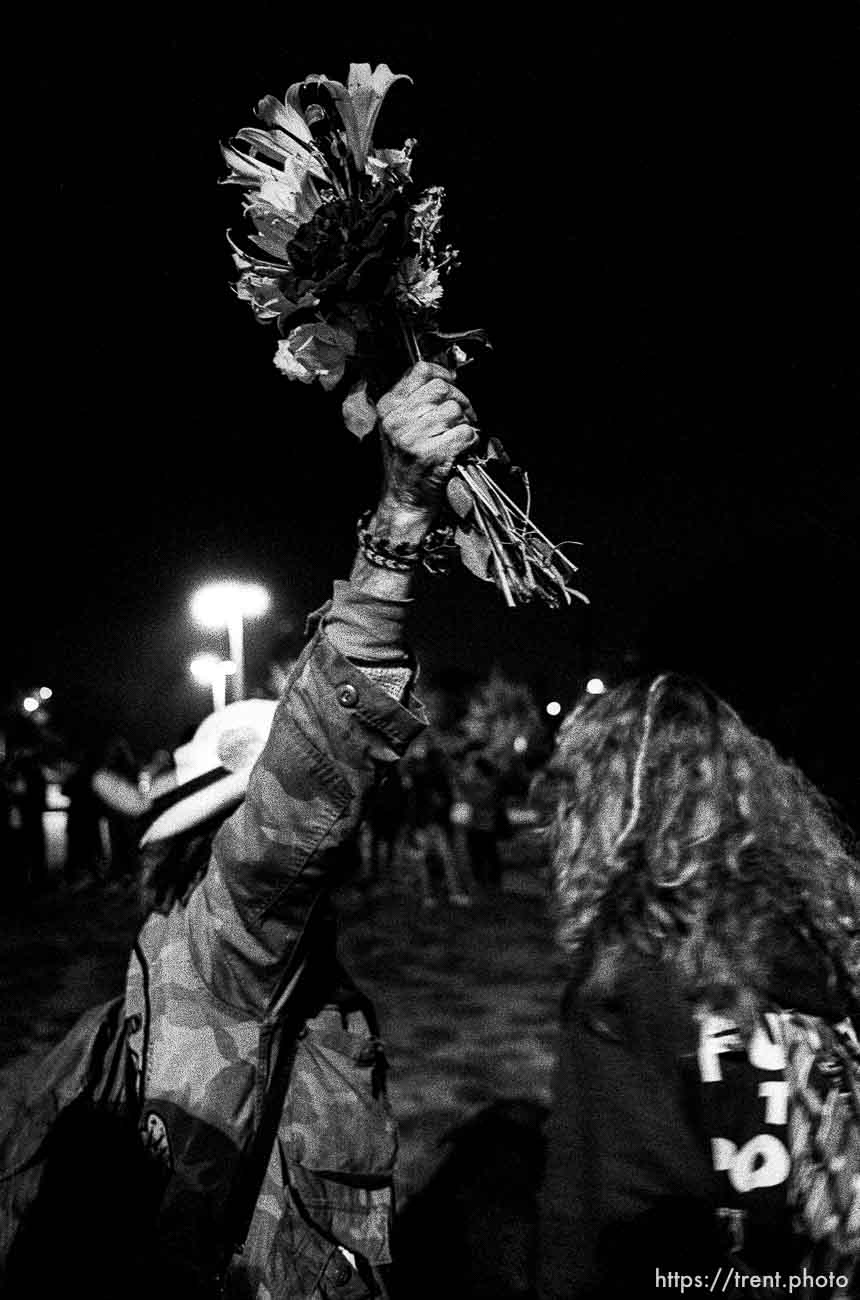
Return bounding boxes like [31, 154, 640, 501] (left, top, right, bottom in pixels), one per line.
[140, 698, 278, 846]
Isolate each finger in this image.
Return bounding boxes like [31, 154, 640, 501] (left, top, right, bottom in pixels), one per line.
[417, 376, 478, 425]
[389, 406, 475, 456]
[435, 398, 471, 427]
[387, 391, 477, 441]
[429, 422, 480, 460]
[379, 361, 454, 411]
[398, 398, 468, 432]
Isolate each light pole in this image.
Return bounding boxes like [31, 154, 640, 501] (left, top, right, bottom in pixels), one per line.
[190, 581, 270, 702]
[189, 654, 236, 713]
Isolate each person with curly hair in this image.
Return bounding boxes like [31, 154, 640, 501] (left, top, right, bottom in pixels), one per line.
[535, 673, 859, 1299]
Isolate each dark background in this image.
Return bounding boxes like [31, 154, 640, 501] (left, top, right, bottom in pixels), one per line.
[4, 7, 857, 822]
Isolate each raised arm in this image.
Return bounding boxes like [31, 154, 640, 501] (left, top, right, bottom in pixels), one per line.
[170, 362, 478, 1010]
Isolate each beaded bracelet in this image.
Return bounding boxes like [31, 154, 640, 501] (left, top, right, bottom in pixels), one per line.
[421, 522, 458, 576]
[357, 510, 457, 575]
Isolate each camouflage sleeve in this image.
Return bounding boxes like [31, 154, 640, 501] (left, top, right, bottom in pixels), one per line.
[357, 663, 413, 701]
[180, 626, 425, 1012]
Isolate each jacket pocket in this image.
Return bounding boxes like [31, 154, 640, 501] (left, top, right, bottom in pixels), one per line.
[281, 1005, 398, 1266]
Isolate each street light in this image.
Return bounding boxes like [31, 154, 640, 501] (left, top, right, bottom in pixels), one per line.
[22, 685, 53, 715]
[189, 654, 236, 713]
[190, 581, 270, 702]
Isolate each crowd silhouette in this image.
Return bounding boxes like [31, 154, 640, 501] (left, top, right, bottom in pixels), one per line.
[1, 665, 548, 913]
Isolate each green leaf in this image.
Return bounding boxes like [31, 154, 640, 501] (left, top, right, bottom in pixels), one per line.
[454, 527, 496, 582]
[341, 379, 378, 440]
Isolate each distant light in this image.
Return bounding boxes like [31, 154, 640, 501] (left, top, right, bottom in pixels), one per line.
[191, 581, 270, 629]
[189, 654, 236, 685]
[585, 677, 606, 695]
[38, 686, 53, 701]
[513, 734, 528, 754]
[46, 781, 70, 811]
[22, 696, 39, 713]
[546, 700, 562, 717]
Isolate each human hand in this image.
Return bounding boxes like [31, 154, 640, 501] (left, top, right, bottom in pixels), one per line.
[376, 361, 479, 523]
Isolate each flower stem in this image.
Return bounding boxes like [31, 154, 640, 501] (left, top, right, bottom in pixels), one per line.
[395, 312, 584, 608]
[469, 494, 516, 608]
[466, 463, 582, 576]
[399, 316, 423, 365]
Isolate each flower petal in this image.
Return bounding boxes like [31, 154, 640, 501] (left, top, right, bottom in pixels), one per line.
[221, 143, 274, 185]
[226, 228, 289, 274]
[254, 174, 322, 221]
[293, 322, 356, 358]
[274, 321, 356, 390]
[367, 146, 413, 184]
[247, 208, 300, 260]
[318, 361, 346, 391]
[222, 143, 313, 199]
[347, 63, 412, 170]
[236, 124, 329, 183]
[236, 273, 297, 321]
[294, 73, 365, 170]
[273, 339, 315, 382]
[256, 93, 314, 144]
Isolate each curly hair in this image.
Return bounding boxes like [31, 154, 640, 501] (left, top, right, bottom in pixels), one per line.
[535, 674, 860, 1028]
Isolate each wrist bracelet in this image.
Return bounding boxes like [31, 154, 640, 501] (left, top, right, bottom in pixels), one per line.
[357, 510, 421, 571]
[421, 520, 458, 575]
[357, 511, 457, 575]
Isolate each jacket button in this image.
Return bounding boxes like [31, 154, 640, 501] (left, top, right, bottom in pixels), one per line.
[336, 683, 358, 708]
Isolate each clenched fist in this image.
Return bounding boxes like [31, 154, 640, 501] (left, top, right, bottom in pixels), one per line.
[376, 362, 479, 521]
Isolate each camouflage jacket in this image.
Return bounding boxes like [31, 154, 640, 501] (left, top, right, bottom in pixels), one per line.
[125, 624, 425, 1297]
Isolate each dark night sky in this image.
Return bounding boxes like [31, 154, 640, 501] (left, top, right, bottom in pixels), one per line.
[5, 7, 858, 822]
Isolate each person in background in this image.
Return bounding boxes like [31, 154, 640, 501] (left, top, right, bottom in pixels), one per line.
[61, 744, 174, 889]
[454, 745, 508, 889]
[399, 727, 472, 908]
[358, 763, 404, 889]
[452, 671, 542, 891]
[0, 733, 19, 906]
[93, 737, 143, 881]
[534, 673, 859, 1299]
[0, 360, 478, 1300]
[62, 749, 108, 886]
[6, 750, 48, 895]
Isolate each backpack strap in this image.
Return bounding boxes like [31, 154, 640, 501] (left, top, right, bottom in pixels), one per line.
[215, 996, 308, 1285]
[213, 967, 388, 1297]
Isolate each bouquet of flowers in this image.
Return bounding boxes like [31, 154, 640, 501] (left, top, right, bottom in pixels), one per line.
[222, 63, 586, 608]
